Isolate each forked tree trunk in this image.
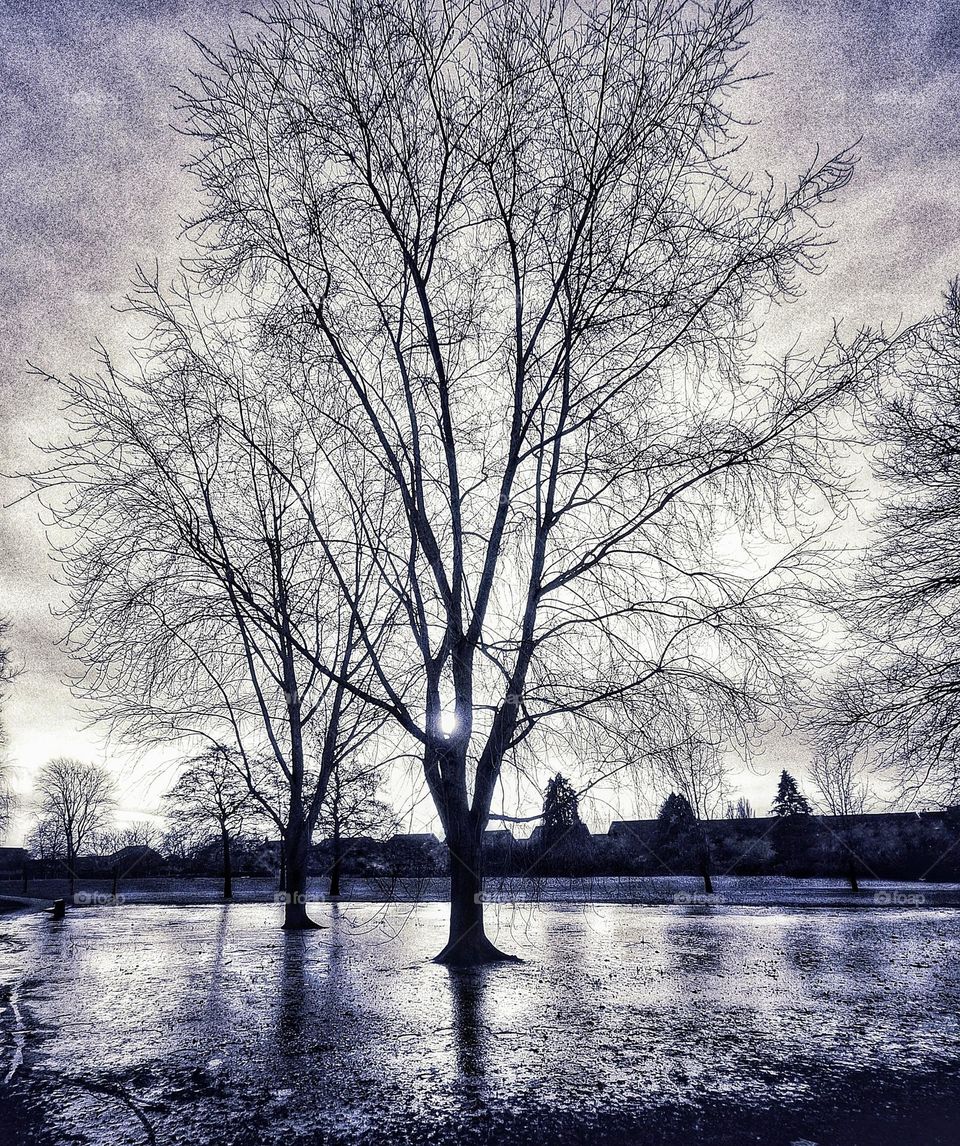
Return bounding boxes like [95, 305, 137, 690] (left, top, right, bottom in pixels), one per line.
[221, 827, 233, 900]
[434, 815, 518, 965]
[66, 845, 76, 898]
[281, 807, 320, 929]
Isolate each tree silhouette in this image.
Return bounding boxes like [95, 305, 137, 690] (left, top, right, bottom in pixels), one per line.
[822, 284, 960, 807]
[771, 770, 812, 817]
[34, 758, 115, 896]
[810, 749, 869, 890]
[655, 792, 713, 894]
[535, 773, 588, 873]
[164, 746, 253, 900]
[178, 0, 861, 963]
[725, 797, 755, 820]
[317, 757, 395, 898]
[542, 774, 582, 844]
[769, 770, 817, 876]
[31, 283, 388, 929]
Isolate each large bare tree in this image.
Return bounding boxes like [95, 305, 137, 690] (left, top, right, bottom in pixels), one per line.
[821, 285, 960, 806]
[179, 0, 862, 961]
[32, 282, 390, 927]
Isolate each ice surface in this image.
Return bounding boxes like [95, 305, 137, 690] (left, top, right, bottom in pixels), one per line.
[2, 896, 960, 1144]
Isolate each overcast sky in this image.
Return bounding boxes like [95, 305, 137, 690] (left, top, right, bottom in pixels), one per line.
[1, 0, 958, 842]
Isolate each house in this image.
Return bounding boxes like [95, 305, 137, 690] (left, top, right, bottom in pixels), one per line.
[0, 846, 26, 873]
[389, 832, 441, 846]
[106, 845, 165, 876]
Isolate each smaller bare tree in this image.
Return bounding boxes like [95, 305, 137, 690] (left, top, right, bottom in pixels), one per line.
[810, 747, 871, 892]
[164, 746, 252, 899]
[26, 815, 67, 863]
[725, 797, 755, 820]
[318, 758, 395, 898]
[655, 735, 730, 821]
[810, 749, 871, 818]
[96, 820, 161, 853]
[35, 758, 116, 896]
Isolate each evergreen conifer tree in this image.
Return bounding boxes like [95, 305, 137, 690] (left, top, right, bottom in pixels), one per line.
[771, 770, 812, 817]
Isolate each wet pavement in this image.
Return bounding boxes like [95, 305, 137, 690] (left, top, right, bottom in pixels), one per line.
[1, 898, 960, 1144]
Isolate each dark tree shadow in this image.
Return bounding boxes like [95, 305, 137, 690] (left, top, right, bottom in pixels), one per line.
[277, 905, 351, 1052]
[278, 927, 320, 1048]
[445, 968, 490, 1083]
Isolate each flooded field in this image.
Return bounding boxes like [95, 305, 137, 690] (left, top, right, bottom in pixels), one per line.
[2, 897, 960, 1144]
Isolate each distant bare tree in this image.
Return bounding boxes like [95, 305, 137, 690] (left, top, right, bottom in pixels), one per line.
[810, 749, 870, 817]
[725, 797, 755, 820]
[809, 747, 870, 891]
[34, 758, 115, 895]
[655, 791, 714, 894]
[654, 734, 730, 820]
[116, 821, 161, 850]
[318, 757, 395, 897]
[164, 745, 253, 898]
[181, 0, 862, 961]
[96, 820, 162, 854]
[823, 284, 960, 806]
[159, 823, 193, 865]
[26, 815, 67, 863]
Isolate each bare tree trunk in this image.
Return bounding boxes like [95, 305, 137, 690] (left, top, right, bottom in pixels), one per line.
[434, 812, 517, 965]
[66, 844, 76, 898]
[701, 860, 714, 896]
[221, 827, 233, 900]
[701, 840, 714, 896]
[281, 805, 319, 929]
[329, 821, 342, 899]
[845, 843, 860, 893]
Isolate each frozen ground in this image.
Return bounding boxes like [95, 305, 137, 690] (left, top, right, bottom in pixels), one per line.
[2, 896, 960, 1144]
